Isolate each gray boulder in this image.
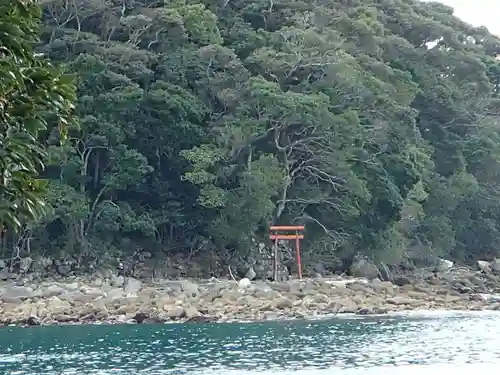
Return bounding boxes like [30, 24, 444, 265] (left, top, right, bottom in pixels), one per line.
[350, 258, 379, 279]
[245, 267, 256, 281]
[19, 257, 33, 273]
[1, 285, 35, 301]
[181, 280, 200, 298]
[491, 259, 500, 273]
[39, 285, 65, 298]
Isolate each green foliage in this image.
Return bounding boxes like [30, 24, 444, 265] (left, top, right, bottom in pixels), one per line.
[4, 0, 500, 273]
[0, 0, 75, 231]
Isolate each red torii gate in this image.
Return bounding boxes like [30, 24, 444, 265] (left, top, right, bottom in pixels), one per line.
[269, 225, 305, 281]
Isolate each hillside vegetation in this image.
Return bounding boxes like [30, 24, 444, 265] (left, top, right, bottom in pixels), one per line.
[4, 0, 500, 278]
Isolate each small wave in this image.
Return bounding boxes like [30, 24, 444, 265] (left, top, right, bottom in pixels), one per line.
[310, 309, 500, 320]
[383, 309, 500, 318]
[35, 362, 500, 375]
[193, 362, 500, 375]
[253, 309, 500, 322]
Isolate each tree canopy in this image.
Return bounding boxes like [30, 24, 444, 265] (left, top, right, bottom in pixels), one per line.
[3, 0, 500, 277]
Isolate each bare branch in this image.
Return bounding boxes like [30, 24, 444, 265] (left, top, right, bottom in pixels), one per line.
[294, 213, 347, 244]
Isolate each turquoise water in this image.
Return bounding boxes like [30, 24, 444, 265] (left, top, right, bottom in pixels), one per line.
[1, 311, 500, 374]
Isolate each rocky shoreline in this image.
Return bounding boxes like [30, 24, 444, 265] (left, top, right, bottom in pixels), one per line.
[2, 265, 500, 327]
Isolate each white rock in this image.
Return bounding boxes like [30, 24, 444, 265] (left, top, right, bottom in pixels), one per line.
[106, 288, 124, 301]
[124, 277, 142, 297]
[477, 293, 500, 302]
[238, 278, 251, 289]
[437, 258, 453, 272]
[477, 260, 491, 273]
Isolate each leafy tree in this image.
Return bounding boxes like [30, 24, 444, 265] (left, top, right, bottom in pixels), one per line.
[0, 0, 75, 230]
[4, 0, 500, 277]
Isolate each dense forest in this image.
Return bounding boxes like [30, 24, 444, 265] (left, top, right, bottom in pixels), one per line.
[3, 0, 500, 279]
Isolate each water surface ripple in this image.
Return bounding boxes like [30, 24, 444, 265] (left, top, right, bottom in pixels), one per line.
[1, 311, 500, 374]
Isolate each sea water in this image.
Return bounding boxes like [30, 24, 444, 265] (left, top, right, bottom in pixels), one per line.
[1, 310, 500, 374]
